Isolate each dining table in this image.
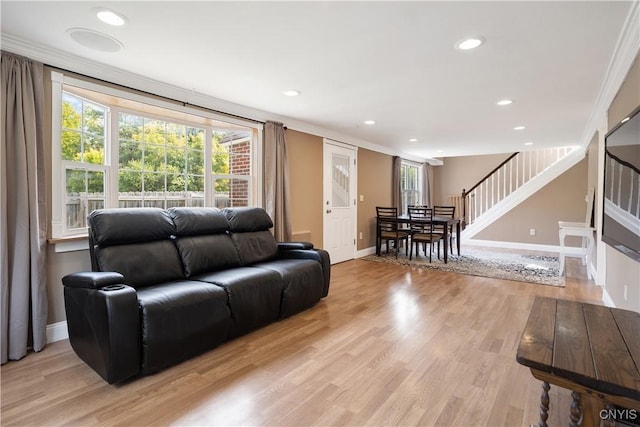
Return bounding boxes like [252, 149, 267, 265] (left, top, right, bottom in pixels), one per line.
[395, 214, 461, 264]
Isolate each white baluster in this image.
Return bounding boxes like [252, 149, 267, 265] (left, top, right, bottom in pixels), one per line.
[627, 169, 634, 213]
[617, 161, 622, 207]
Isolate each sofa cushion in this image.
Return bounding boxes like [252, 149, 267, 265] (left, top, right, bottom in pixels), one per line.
[90, 208, 176, 246]
[193, 267, 283, 338]
[224, 207, 278, 265]
[96, 240, 184, 288]
[224, 207, 273, 232]
[136, 280, 230, 373]
[230, 231, 278, 265]
[168, 207, 241, 276]
[252, 259, 324, 318]
[175, 235, 241, 276]
[168, 207, 230, 235]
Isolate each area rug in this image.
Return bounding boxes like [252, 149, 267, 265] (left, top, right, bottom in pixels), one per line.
[361, 248, 565, 287]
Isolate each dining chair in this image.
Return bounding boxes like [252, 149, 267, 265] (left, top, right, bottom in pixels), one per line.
[376, 206, 409, 258]
[433, 205, 456, 255]
[408, 207, 442, 262]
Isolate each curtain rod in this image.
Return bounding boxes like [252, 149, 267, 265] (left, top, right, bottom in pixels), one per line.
[48, 64, 270, 127]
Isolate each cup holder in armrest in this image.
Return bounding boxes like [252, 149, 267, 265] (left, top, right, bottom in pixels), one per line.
[101, 284, 126, 291]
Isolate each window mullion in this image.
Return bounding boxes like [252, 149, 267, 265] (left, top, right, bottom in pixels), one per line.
[108, 106, 119, 208]
[204, 128, 213, 206]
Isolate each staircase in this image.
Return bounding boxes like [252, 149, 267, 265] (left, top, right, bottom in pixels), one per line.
[450, 146, 586, 242]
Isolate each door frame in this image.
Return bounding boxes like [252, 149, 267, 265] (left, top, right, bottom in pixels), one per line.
[322, 138, 358, 264]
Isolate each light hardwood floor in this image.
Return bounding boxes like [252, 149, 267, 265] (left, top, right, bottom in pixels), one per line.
[1, 256, 603, 426]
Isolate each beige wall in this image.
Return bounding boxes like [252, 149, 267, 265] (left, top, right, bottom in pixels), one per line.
[286, 129, 324, 249]
[356, 148, 393, 250]
[432, 153, 511, 205]
[47, 248, 91, 323]
[287, 139, 395, 252]
[475, 158, 588, 246]
[604, 53, 640, 311]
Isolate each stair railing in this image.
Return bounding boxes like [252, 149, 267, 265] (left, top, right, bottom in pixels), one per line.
[605, 150, 640, 218]
[461, 147, 577, 228]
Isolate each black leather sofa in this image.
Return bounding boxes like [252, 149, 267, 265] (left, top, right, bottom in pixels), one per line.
[62, 207, 330, 384]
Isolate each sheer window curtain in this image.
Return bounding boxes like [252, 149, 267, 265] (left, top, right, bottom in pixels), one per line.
[263, 121, 291, 241]
[1, 51, 48, 364]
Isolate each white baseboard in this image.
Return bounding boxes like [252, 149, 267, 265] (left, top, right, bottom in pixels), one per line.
[462, 238, 585, 257]
[47, 321, 68, 343]
[355, 246, 377, 258]
[602, 288, 616, 308]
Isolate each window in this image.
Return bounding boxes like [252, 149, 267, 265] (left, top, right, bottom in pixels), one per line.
[212, 131, 253, 208]
[61, 92, 107, 231]
[116, 113, 206, 209]
[51, 72, 261, 238]
[400, 162, 421, 215]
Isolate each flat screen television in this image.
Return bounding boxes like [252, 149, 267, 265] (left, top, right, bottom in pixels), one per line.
[602, 105, 640, 262]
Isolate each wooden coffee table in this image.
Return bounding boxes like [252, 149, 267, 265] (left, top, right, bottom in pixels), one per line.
[516, 296, 640, 427]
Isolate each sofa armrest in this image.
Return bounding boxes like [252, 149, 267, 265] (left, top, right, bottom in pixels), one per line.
[64, 282, 140, 383]
[277, 248, 331, 297]
[62, 271, 125, 289]
[277, 241, 314, 250]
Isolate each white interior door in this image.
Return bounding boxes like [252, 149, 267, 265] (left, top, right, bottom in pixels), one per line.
[323, 140, 357, 264]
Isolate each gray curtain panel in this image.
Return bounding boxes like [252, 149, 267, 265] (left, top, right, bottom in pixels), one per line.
[263, 121, 291, 241]
[392, 156, 402, 213]
[422, 162, 433, 207]
[1, 51, 48, 364]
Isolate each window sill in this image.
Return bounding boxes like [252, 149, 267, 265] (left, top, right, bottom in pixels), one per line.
[48, 235, 89, 253]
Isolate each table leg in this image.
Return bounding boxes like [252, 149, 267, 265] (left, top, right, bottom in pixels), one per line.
[443, 224, 449, 264]
[569, 391, 582, 427]
[539, 381, 550, 427]
[456, 222, 461, 256]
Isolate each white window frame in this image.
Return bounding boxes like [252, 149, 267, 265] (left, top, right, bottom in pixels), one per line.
[400, 161, 423, 216]
[211, 133, 254, 209]
[51, 71, 262, 239]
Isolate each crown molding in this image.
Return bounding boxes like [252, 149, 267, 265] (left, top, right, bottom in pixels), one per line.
[579, 1, 640, 144]
[1, 33, 428, 162]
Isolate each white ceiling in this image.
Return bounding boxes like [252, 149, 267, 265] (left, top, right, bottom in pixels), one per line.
[1, 1, 636, 160]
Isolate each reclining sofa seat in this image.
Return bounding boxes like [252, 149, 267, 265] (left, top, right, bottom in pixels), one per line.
[170, 207, 284, 338]
[62, 206, 330, 384]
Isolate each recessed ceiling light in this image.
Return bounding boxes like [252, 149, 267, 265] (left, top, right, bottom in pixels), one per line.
[514, 126, 526, 130]
[456, 37, 485, 50]
[524, 142, 534, 146]
[282, 90, 300, 97]
[67, 28, 124, 52]
[364, 120, 375, 125]
[497, 99, 513, 106]
[437, 150, 444, 153]
[409, 138, 418, 142]
[96, 8, 127, 26]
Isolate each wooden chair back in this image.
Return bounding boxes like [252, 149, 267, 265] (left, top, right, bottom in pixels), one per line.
[408, 206, 431, 233]
[433, 205, 455, 219]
